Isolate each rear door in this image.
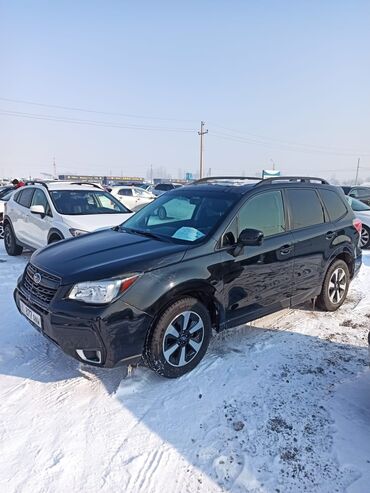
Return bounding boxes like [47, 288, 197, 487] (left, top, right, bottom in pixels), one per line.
[118, 188, 136, 209]
[220, 189, 295, 327]
[27, 189, 53, 248]
[285, 187, 331, 304]
[12, 188, 35, 243]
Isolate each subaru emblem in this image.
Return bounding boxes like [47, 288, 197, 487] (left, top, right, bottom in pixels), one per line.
[33, 272, 42, 284]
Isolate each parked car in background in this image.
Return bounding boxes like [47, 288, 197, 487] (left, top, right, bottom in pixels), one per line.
[341, 186, 370, 206]
[151, 182, 183, 196]
[345, 195, 370, 248]
[14, 176, 361, 378]
[110, 185, 155, 211]
[0, 189, 15, 239]
[3, 181, 133, 254]
[0, 185, 15, 199]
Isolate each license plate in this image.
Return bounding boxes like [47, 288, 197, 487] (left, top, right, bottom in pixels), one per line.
[20, 300, 42, 329]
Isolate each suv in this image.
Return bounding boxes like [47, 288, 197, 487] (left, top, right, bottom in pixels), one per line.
[4, 181, 133, 254]
[14, 176, 362, 378]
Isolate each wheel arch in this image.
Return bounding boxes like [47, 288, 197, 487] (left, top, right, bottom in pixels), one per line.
[47, 228, 64, 243]
[327, 246, 355, 278]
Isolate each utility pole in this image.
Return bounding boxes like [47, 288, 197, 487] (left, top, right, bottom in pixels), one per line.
[198, 121, 208, 179]
[355, 158, 360, 185]
[52, 156, 57, 178]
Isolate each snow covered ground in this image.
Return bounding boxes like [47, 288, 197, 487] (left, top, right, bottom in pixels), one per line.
[0, 242, 369, 493]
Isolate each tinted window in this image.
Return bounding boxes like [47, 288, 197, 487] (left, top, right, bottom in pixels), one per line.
[31, 189, 52, 216]
[286, 189, 325, 229]
[238, 191, 286, 237]
[320, 189, 347, 221]
[119, 189, 133, 196]
[17, 188, 35, 208]
[155, 184, 172, 191]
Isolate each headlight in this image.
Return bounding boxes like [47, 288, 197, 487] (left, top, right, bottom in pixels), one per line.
[68, 275, 139, 304]
[69, 228, 88, 237]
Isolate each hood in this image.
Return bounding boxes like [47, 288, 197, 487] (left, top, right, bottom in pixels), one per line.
[31, 228, 187, 285]
[61, 212, 133, 231]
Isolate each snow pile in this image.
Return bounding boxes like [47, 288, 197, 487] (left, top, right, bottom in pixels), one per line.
[0, 243, 369, 492]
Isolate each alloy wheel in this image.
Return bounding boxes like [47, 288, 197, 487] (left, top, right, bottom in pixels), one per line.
[328, 267, 347, 304]
[360, 227, 369, 248]
[162, 310, 204, 367]
[0, 223, 4, 240]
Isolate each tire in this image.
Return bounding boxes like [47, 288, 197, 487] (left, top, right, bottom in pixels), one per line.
[145, 297, 212, 378]
[48, 235, 62, 244]
[4, 223, 23, 256]
[317, 259, 350, 312]
[360, 225, 370, 249]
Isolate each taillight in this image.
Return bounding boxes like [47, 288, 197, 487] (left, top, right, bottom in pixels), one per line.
[353, 218, 362, 234]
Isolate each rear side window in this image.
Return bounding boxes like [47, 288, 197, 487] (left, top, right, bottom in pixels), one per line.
[286, 189, 325, 229]
[238, 190, 286, 237]
[16, 188, 35, 208]
[319, 189, 348, 221]
[119, 189, 133, 196]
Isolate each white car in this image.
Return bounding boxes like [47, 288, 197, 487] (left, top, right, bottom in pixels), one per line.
[3, 181, 133, 255]
[346, 195, 370, 248]
[110, 185, 155, 211]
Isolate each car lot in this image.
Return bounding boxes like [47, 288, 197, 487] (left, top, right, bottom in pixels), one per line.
[0, 241, 369, 493]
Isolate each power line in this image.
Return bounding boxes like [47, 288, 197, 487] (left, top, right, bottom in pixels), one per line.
[209, 130, 370, 157]
[0, 96, 197, 123]
[0, 109, 196, 133]
[209, 123, 370, 156]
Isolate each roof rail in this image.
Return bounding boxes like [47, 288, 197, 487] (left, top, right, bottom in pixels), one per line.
[25, 180, 49, 189]
[256, 176, 329, 186]
[70, 181, 102, 189]
[192, 176, 260, 185]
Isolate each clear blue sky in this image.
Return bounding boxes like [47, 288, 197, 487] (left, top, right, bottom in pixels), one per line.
[1, 0, 370, 181]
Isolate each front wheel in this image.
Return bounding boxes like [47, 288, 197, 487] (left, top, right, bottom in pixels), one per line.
[4, 223, 23, 256]
[360, 225, 370, 249]
[317, 260, 350, 311]
[145, 297, 212, 378]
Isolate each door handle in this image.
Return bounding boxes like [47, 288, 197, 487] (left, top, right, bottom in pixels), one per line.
[326, 231, 336, 240]
[279, 244, 293, 255]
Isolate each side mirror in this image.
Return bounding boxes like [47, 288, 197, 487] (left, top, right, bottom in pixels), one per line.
[30, 204, 45, 216]
[238, 228, 264, 246]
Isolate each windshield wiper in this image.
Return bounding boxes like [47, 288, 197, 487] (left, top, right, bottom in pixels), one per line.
[121, 227, 166, 241]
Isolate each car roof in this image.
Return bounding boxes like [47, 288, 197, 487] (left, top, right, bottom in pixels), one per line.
[23, 181, 104, 192]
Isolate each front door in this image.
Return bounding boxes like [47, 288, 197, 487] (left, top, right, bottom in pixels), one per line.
[27, 189, 53, 248]
[219, 189, 294, 328]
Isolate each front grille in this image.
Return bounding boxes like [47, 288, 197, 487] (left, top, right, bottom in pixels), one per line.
[21, 263, 60, 306]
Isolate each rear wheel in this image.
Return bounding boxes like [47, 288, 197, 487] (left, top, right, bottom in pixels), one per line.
[360, 225, 370, 249]
[317, 260, 350, 311]
[145, 297, 212, 378]
[4, 223, 23, 256]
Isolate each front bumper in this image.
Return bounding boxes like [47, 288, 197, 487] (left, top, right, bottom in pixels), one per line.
[14, 285, 153, 368]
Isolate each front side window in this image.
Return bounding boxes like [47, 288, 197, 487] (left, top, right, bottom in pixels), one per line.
[31, 189, 52, 216]
[17, 188, 35, 208]
[49, 190, 130, 215]
[286, 189, 325, 229]
[238, 190, 286, 238]
[122, 190, 238, 243]
[356, 188, 370, 198]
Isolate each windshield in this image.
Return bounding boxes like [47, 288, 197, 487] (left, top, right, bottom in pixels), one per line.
[121, 190, 239, 243]
[50, 190, 131, 215]
[346, 195, 370, 211]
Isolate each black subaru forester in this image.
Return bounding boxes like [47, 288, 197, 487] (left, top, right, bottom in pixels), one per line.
[14, 176, 362, 378]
